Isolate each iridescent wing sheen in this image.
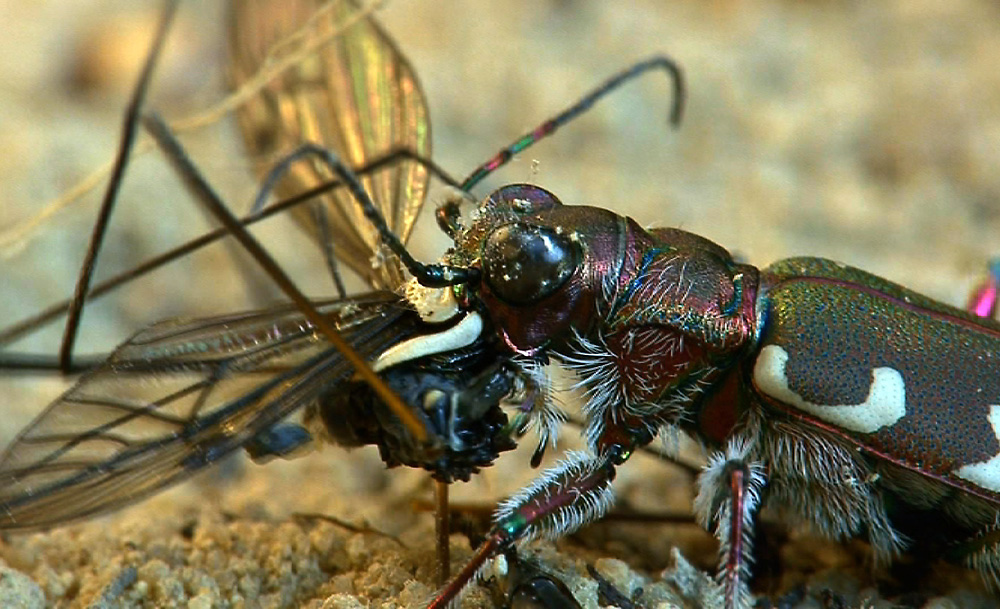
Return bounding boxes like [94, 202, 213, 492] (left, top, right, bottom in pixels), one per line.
[0, 294, 416, 530]
[228, 0, 431, 290]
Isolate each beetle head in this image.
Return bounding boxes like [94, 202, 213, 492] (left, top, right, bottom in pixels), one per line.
[446, 184, 626, 354]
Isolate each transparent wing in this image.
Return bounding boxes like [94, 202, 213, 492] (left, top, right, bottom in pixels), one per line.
[0, 293, 417, 530]
[228, 0, 431, 290]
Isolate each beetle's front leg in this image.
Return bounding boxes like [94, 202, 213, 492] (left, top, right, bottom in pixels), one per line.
[694, 439, 767, 609]
[428, 449, 621, 608]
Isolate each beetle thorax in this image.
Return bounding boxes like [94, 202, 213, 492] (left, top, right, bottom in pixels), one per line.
[557, 224, 760, 453]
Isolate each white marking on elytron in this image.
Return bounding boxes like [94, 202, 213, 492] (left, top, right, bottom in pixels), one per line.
[404, 279, 460, 322]
[753, 345, 906, 434]
[372, 311, 483, 372]
[953, 405, 1000, 492]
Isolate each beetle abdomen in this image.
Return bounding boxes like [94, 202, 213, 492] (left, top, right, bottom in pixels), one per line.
[754, 258, 1000, 509]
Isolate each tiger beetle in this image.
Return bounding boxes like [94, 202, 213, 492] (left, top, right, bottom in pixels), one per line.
[422, 173, 1000, 606]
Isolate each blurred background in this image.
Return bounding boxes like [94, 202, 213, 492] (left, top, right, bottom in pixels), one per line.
[1, 1, 999, 607]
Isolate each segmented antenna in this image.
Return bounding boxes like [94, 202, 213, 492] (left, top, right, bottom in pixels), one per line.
[460, 56, 685, 191]
[251, 143, 479, 288]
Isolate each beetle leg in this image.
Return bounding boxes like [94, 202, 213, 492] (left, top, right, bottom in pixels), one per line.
[967, 258, 1000, 318]
[694, 439, 766, 609]
[428, 450, 619, 608]
[951, 525, 1000, 590]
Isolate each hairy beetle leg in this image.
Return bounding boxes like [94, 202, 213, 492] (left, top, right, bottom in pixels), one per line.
[428, 451, 619, 608]
[694, 442, 767, 609]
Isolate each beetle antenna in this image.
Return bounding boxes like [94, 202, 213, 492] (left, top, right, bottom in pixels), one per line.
[460, 55, 685, 191]
[249, 148, 463, 215]
[254, 143, 479, 288]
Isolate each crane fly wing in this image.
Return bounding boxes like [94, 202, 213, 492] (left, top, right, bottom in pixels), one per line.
[228, 0, 431, 290]
[0, 293, 415, 530]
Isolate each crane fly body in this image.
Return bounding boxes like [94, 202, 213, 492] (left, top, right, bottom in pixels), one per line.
[3, 2, 1000, 609]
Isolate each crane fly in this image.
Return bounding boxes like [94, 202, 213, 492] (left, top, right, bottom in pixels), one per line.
[0, 0, 509, 550]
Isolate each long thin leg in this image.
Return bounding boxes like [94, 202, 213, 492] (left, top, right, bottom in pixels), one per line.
[310, 202, 347, 298]
[250, 144, 452, 298]
[0, 149, 461, 372]
[141, 113, 434, 447]
[435, 479, 451, 585]
[58, 0, 180, 374]
[249, 143, 476, 288]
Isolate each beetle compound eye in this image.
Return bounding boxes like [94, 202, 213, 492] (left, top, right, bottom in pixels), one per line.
[483, 223, 579, 305]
